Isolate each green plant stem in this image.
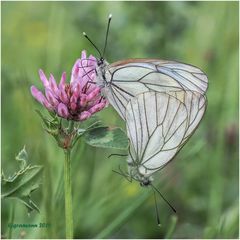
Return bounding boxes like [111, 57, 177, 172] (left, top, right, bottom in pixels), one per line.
[64, 149, 73, 239]
[165, 215, 178, 238]
[68, 121, 74, 133]
[8, 204, 15, 239]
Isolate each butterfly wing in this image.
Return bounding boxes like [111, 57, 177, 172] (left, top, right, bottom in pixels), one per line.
[110, 59, 208, 94]
[103, 59, 208, 119]
[169, 90, 207, 144]
[125, 91, 189, 177]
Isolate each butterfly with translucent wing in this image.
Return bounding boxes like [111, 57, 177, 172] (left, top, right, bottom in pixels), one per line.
[82, 14, 208, 224]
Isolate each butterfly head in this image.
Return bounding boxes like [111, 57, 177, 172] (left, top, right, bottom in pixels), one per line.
[83, 14, 113, 87]
[97, 57, 104, 66]
[95, 58, 110, 87]
[96, 57, 108, 68]
[140, 178, 152, 187]
[128, 161, 153, 186]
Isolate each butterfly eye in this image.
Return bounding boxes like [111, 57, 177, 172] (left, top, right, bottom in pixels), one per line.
[97, 57, 104, 66]
[97, 59, 102, 66]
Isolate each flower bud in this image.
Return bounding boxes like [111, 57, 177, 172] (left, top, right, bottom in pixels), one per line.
[89, 102, 106, 114]
[57, 103, 69, 118]
[80, 94, 87, 107]
[31, 85, 51, 108]
[86, 88, 101, 101]
[45, 89, 59, 107]
[79, 111, 91, 121]
[71, 59, 81, 83]
[49, 74, 59, 95]
[70, 95, 77, 111]
[59, 87, 69, 104]
[59, 72, 66, 89]
[39, 69, 49, 88]
[72, 82, 81, 98]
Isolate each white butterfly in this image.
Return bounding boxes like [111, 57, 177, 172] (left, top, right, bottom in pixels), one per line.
[125, 90, 206, 184]
[82, 14, 208, 180]
[83, 14, 208, 218]
[80, 56, 208, 120]
[96, 59, 208, 120]
[82, 15, 208, 121]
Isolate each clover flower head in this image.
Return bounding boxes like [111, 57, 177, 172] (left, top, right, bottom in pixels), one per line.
[31, 51, 107, 121]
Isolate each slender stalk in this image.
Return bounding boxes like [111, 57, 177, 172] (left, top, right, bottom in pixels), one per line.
[68, 121, 74, 133]
[64, 149, 73, 239]
[8, 204, 15, 239]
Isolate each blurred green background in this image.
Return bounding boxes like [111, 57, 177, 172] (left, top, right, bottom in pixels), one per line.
[1, 1, 239, 239]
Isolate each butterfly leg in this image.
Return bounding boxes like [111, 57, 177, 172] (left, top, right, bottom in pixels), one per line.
[112, 165, 132, 182]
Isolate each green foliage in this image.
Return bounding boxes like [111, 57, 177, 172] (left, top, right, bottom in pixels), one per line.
[1, 147, 43, 213]
[95, 189, 151, 239]
[83, 127, 129, 150]
[35, 110, 59, 136]
[1, 1, 238, 239]
[35, 110, 129, 150]
[165, 215, 178, 238]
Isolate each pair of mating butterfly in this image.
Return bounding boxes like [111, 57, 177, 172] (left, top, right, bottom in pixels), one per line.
[82, 14, 208, 220]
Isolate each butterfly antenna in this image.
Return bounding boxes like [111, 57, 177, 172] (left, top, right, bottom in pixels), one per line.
[83, 32, 102, 58]
[151, 184, 177, 213]
[102, 14, 112, 58]
[152, 187, 161, 226]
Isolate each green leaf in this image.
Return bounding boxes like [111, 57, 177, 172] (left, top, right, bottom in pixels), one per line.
[15, 146, 28, 171]
[35, 109, 51, 127]
[1, 147, 43, 213]
[83, 127, 129, 150]
[165, 215, 178, 238]
[35, 109, 59, 135]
